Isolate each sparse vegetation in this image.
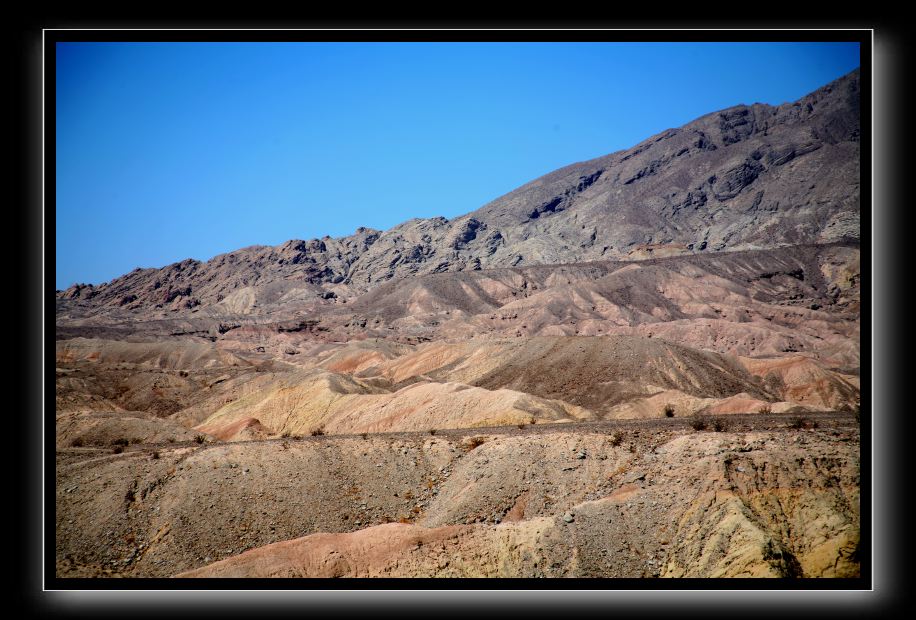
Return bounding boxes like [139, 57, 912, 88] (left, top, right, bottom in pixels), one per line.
[112, 437, 130, 447]
[112, 446, 123, 454]
[194, 434, 206, 444]
[664, 404, 675, 418]
[311, 427, 325, 437]
[609, 430, 624, 446]
[464, 436, 486, 452]
[281, 431, 292, 438]
[71, 437, 84, 447]
[517, 422, 526, 429]
[786, 416, 817, 430]
[691, 417, 708, 431]
[428, 429, 437, 436]
[758, 404, 772, 414]
[360, 432, 369, 440]
[151, 450, 160, 460]
[712, 417, 728, 432]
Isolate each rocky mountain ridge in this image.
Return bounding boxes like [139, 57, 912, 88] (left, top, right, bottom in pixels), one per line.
[58, 68, 860, 314]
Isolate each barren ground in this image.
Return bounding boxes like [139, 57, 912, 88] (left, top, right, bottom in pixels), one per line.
[57, 411, 858, 578]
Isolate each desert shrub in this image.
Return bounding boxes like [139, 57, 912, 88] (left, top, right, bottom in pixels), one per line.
[360, 432, 369, 440]
[194, 435, 206, 444]
[428, 429, 437, 436]
[664, 404, 675, 418]
[529, 416, 537, 425]
[112, 438, 130, 447]
[758, 404, 772, 415]
[112, 446, 123, 454]
[690, 417, 708, 431]
[70, 437, 84, 448]
[464, 436, 486, 452]
[712, 417, 728, 432]
[311, 427, 325, 437]
[281, 431, 292, 439]
[517, 423, 526, 429]
[609, 430, 624, 446]
[151, 451, 160, 460]
[787, 417, 808, 430]
[130, 437, 142, 444]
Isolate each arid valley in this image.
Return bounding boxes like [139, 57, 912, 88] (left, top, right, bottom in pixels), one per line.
[55, 68, 862, 579]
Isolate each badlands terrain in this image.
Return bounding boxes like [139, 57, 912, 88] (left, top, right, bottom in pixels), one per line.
[55, 69, 861, 579]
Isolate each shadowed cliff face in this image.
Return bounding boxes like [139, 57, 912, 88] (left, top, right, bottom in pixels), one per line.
[57, 69, 859, 312]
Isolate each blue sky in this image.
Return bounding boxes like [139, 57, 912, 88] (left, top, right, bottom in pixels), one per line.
[56, 41, 860, 289]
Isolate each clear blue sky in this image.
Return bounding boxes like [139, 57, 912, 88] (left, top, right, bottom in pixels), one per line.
[56, 41, 860, 289]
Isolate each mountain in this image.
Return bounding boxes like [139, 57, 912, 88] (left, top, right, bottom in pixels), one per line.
[55, 67, 863, 580]
[57, 68, 860, 315]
